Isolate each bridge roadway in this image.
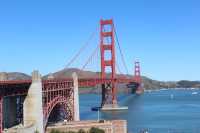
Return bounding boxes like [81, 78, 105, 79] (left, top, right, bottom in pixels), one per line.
[0, 19, 142, 133]
[0, 78, 135, 96]
[0, 77, 136, 133]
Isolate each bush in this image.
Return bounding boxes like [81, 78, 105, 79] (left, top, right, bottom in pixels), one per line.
[50, 129, 60, 133]
[34, 130, 39, 133]
[50, 127, 104, 133]
[77, 129, 86, 133]
[89, 127, 105, 133]
[50, 130, 77, 133]
[67, 131, 76, 133]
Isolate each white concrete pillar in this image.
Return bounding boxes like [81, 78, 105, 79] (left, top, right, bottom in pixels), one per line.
[72, 72, 80, 121]
[23, 70, 44, 133]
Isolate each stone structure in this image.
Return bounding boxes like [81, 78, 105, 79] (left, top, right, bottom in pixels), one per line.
[46, 120, 127, 133]
[0, 72, 8, 81]
[72, 72, 80, 121]
[112, 120, 127, 133]
[23, 70, 44, 133]
[4, 71, 80, 133]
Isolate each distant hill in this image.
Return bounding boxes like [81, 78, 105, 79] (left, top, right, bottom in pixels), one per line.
[44, 68, 129, 79]
[1, 69, 200, 92]
[45, 68, 200, 90]
[4, 72, 31, 80]
[44, 68, 100, 79]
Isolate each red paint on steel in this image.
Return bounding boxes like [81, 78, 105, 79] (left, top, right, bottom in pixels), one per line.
[134, 61, 143, 93]
[42, 81, 74, 128]
[0, 96, 3, 133]
[0, 19, 143, 131]
[100, 19, 117, 105]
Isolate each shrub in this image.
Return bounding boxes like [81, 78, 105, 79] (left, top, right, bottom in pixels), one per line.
[34, 130, 39, 133]
[78, 129, 86, 133]
[89, 127, 105, 133]
[50, 127, 104, 133]
[67, 131, 76, 133]
[50, 129, 61, 133]
[50, 130, 77, 133]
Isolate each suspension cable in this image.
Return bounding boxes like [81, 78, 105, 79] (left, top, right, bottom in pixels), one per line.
[65, 28, 97, 69]
[81, 44, 99, 71]
[103, 24, 124, 75]
[116, 60, 122, 74]
[113, 24, 129, 75]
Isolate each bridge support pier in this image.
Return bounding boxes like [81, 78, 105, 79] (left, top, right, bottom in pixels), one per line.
[72, 72, 80, 121]
[101, 83, 117, 107]
[23, 70, 44, 133]
[101, 83, 128, 111]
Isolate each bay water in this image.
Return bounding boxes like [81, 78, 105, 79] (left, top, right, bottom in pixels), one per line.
[79, 89, 200, 133]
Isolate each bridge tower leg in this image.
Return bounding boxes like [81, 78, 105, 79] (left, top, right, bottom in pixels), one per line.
[100, 19, 117, 107]
[134, 61, 144, 94]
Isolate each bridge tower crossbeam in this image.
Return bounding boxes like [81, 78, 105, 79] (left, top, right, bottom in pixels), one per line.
[100, 19, 117, 107]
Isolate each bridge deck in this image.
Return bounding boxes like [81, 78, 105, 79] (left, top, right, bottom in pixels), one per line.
[0, 78, 136, 97]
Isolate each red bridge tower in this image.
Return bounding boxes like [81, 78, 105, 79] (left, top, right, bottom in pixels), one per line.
[134, 61, 144, 94]
[100, 19, 117, 107]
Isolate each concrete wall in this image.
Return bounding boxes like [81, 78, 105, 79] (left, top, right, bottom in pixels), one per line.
[72, 72, 80, 121]
[23, 71, 44, 133]
[112, 120, 127, 133]
[16, 124, 37, 133]
[46, 120, 127, 133]
[3, 124, 37, 133]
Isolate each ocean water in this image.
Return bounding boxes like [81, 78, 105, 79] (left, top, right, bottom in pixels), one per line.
[79, 89, 200, 133]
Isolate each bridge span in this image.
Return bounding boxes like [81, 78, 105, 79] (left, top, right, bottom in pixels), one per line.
[0, 71, 79, 133]
[0, 70, 140, 133]
[0, 19, 143, 133]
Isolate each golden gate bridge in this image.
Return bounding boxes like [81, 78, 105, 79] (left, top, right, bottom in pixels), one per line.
[0, 19, 143, 133]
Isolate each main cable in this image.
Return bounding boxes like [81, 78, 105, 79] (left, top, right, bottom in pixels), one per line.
[113, 24, 129, 75]
[65, 27, 97, 69]
[81, 44, 100, 71]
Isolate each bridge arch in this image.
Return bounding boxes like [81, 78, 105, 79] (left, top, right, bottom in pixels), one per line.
[43, 96, 74, 128]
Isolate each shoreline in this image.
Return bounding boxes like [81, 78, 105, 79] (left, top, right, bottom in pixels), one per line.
[144, 87, 200, 93]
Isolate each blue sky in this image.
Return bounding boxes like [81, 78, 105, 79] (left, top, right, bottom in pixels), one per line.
[0, 0, 200, 81]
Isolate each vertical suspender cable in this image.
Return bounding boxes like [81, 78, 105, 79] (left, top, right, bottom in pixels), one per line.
[113, 24, 129, 75]
[65, 27, 97, 69]
[81, 45, 99, 71]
